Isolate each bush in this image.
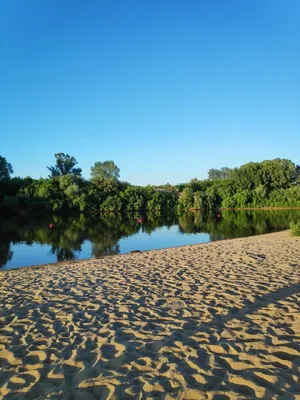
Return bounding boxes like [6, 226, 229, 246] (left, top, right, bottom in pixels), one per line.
[100, 195, 122, 212]
[290, 221, 300, 236]
[178, 187, 194, 210]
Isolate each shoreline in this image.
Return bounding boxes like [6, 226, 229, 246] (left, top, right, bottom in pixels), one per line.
[1, 229, 290, 272]
[0, 230, 300, 399]
[187, 206, 300, 211]
[220, 206, 300, 211]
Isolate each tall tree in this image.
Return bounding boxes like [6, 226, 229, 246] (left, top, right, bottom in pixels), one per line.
[296, 165, 300, 183]
[90, 160, 120, 182]
[0, 156, 13, 180]
[208, 167, 233, 180]
[47, 153, 82, 177]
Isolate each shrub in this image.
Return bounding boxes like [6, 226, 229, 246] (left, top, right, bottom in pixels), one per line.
[100, 195, 122, 212]
[289, 221, 300, 236]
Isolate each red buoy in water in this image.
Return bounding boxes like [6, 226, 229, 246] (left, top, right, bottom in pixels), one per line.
[49, 223, 54, 229]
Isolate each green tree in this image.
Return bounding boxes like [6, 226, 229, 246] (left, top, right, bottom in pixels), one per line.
[91, 160, 120, 182]
[58, 175, 87, 211]
[193, 191, 204, 209]
[208, 167, 233, 180]
[100, 195, 122, 212]
[229, 159, 297, 193]
[205, 185, 221, 209]
[0, 156, 13, 180]
[120, 187, 145, 212]
[296, 165, 300, 183]
[178, 187, 194, 210]
[47, 153, 82, 177]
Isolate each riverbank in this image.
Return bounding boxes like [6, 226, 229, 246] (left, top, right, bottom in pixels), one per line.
[219, 206, 300, 211]
[0, 231, 300, 399]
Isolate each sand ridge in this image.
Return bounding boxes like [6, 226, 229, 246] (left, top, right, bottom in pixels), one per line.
[0, 231, 299, 399]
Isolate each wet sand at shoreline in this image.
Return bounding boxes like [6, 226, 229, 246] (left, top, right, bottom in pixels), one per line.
[0, 231, 299, 399]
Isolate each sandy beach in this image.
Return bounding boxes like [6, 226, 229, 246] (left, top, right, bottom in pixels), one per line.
[0, 231, 299, 399]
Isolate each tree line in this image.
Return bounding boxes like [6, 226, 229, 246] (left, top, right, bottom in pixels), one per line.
[0, 153, 177, 214]
[178, 159, 300, 210]
[0, 154, 299, 215]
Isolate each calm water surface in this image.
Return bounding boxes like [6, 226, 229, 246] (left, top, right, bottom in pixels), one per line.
[1, 210, 299, 269]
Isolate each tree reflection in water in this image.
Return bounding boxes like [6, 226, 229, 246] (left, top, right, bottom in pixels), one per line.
[1, 210, 300, 268]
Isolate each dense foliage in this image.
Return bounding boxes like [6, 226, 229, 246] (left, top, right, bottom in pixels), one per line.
[0, 154, 178, 214]
[178, 159, 300, 210]
[0, 156, 13, 180]
[0, 155, 300, 215]
[289, 221, 300, 236]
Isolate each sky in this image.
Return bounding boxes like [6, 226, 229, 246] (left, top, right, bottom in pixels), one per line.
[1, 0, 299, 185]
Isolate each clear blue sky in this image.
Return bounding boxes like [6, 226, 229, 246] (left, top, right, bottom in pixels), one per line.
[1, 0, 299, 185]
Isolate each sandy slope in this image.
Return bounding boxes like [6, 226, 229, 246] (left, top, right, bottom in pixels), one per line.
[0, 231, 299, 399]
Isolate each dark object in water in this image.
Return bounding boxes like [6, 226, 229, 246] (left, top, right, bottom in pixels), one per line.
[130, 250, 141, 253]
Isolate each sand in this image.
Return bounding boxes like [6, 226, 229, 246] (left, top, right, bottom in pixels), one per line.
[0, 231, 299, 400]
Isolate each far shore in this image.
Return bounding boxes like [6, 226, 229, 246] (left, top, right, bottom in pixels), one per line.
[0, 231, 299, 399]
[188, 206, 300, 211]
[220, 206, 300, 211]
